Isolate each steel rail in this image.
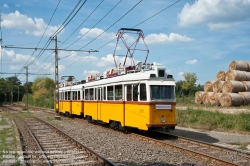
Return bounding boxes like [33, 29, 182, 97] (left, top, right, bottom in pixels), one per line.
[23, 121, 52, 166]
[130, 133, 238, 166]
[0, 106, 51, 165]
[2, 106, 116, 166]
[8, 105, 245, 165]
[163, 132, 250, 164]
[34, 117, 116, 166]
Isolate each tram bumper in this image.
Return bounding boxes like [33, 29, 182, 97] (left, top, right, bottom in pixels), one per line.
[146, 123, 177, 131]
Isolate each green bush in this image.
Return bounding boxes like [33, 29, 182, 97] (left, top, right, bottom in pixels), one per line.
[177, 109, 250, 132]
[21, 94, 54, 109]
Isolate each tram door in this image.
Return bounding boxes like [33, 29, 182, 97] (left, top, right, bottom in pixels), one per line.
[97, 88, 102, 120]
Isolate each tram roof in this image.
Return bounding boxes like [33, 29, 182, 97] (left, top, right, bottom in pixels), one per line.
[59, 70, 175, 91]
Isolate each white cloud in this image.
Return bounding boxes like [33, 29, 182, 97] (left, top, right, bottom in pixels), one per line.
[83, 70, 100, 77]
[97, 54, 114, 67]
[3, 4, 9, 8]
[145, 33, 194, 44]
[178, 72, 184, 79]
[185, 59, 198, 65]
[178, 0, 250, 30]
[107, 43, 122, 50]
[79, 27, 116, 40]
[15, 4, 20, 7]
[0, 47, 59, 75]
[1, 10, 62, 36]
[166, 69, 171, 74]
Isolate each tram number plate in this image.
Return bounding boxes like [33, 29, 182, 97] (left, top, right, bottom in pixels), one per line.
[155, 104, 171, 110]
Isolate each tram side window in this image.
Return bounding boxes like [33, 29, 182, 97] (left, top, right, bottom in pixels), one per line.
[115, 85, 123, 100]
[62, 92, 64, 100]
[78, 91, 80, 100]
[90, 88, 94, 100]
[127, 85, 132, 101]
[140, 83, 147, 101]
[107, 86, 113, 100]
[73, 91, 77, 100]
[133, 84, 138, 101]
[85, 89, 89, 100]
[82, 90, 84, 100]
[97, 88, 101, 100]
[67, 91, 71, 100]
[65, 92, 68, 100]
[95, 88, 98, 100]
[103, 87, 106, 100]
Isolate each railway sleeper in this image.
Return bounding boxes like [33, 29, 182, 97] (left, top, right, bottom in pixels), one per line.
[49, 156, 89, 163]
[43, 146, 77, 151]
[47, 151, 87, 158]
[41, 144, 74, 149]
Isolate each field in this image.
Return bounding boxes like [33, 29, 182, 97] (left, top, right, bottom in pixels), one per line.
[176, 96, 250, 133]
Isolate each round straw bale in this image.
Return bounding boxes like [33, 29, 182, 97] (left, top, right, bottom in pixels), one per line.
[212, 81, 225, 92]
[244, 72, 250, 81]
[219, 93, 244, 107]
[238, 92, 250, 105]
[210, 92, 223, 106]
[204, 81, 215, 92]
[225, 70, 246, 81]
[202, 92, 214, 105]
[222, 81, 245, 93]
[242, 81, 250, 92]
[247, 62, 250, 72]
[216, 71, 225, 81]
[229, 60, 248, 71]
[194, 91, 205, 104]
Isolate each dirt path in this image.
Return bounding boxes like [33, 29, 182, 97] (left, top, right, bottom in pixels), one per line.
[170, 126, 250, 152]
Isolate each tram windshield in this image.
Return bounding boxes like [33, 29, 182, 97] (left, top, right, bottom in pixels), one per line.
[150, 85, 175, 100]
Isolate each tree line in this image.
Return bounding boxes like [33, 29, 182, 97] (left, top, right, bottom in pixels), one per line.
[0, 72, 201, 106]
[0, 76, 55, 108]
[175, 72, 203, 97]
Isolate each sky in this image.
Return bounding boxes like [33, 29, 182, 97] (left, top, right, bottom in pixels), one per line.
[0, 0, 250, 85]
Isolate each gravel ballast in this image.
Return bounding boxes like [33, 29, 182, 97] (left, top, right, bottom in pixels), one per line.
[35, 112, 213, 165]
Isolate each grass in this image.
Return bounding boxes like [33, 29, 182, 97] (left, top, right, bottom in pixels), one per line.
[0, 113, 21, 165]
[0, 118, 8, 126]
[177, 109, 250, 133]
[228, 142, 249, 151]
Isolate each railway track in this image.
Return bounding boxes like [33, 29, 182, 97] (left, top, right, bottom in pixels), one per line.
[166, 132, 250, 165]
[24, 117, 115, 165]
[129, 132, 238, 166]
[1, 106, 115, 166]
[4, 105, 250, 165]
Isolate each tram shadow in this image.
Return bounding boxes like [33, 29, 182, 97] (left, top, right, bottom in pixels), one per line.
[170, 128, 219, 143]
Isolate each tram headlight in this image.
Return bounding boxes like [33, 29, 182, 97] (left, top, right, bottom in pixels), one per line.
[161, 116, 165, 123]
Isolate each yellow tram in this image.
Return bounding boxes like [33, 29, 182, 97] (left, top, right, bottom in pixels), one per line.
[55, 28, 177, 131]
[56, 62, 177, 131]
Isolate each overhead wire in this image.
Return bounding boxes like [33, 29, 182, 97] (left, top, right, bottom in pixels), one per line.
[60, 0, 142, 60]
[64, 0, 181, 68]
[36, 0, 122, 74]
[28, 0, 86, 67]
[34, 0, 104, 72]
[17, 0, 62, 76]
[35, 0, 181, 77]
[17, 0, 62, 81]
[59, 0, 105, 48]
[20, 0, 87, 80]
[50, 0, 87, 39]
